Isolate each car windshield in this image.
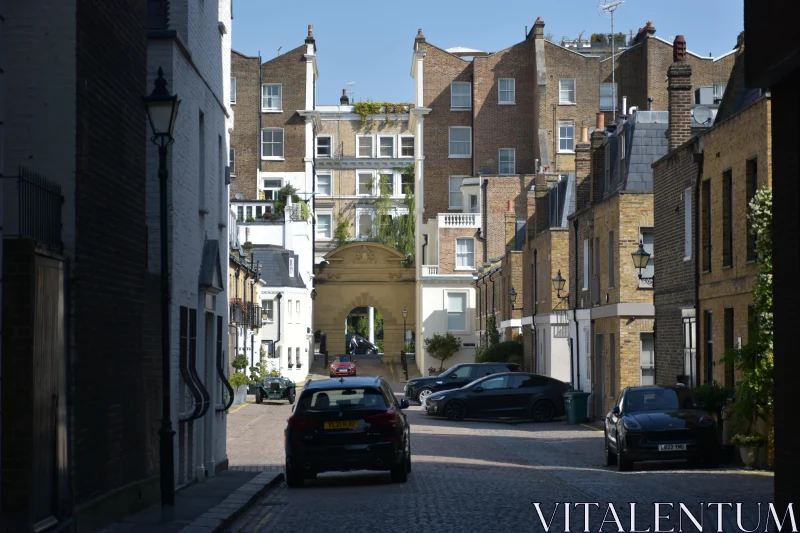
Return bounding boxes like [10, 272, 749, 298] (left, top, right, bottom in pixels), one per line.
[625, 388, 697, 412]
[296, 388, 388, 412]
[337, 356, 352, 363]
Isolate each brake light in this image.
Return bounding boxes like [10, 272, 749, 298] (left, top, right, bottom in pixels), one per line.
[287, 416, 316, 431]
[364, 410, 397, 427]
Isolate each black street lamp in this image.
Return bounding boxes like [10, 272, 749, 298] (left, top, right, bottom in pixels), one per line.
[402, 306, 408, 345]
[631, 240, 654, 286]
[144, 66, 181, 507]
[509, 287, 522, 310]
[310, 288, 317, 300]
[552, 270, 567, 299]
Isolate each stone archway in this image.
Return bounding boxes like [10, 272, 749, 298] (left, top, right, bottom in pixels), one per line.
[314, 243, 416, 364]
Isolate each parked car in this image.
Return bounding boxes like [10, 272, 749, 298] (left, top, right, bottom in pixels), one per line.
[404, 362, 522, 404]
[424, 372, 570, 422]
[329, 355, 357, 377]
[254, 375, 296, 404]
[604, 385, 719, 471]
[346, 334, 379, 355]
[284, 376, 411, 487]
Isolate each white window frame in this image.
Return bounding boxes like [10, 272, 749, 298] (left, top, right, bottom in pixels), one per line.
[399, 135, 415, 157]
[640, 332, 655, 386]
[261, 83, 282, 112]
[600, 83, 617, 112]
[684, 188, 692, 261]
[229, 148, 236, 176]
[289, 257, 295, 277]
[455, 238, 475, 270]
[559, 79, 576, 105]
[639, 226, 654, 288]
[400, 172, 414, 196]
[619, 133, 626, 160]
[713, 83, 727, 102]
[295, 300, 300, 320]
[498, 78, 515, 104]
[316, 136, 332, 158]
[356, 171, 375, 197]
[499, 148, 515, 175]
[356, 135, 374, 158]
[261, 128, 284, 160]
[445, 291, 469, 333]
[230, 77, 237, 104]
[263, 299, 274, 323]
[451, 82, 471, 109]
[355, 208, 376, 240]
[287, 299, 293, 322]
[449, 127, 472, 158]
[377, 172, 395, 196]
[449, 176, 464, 209]
[316, 213, 333, 240]
[316, 173, 332, 196]
[377, 135, 395, 158]
[558, 121, 575, 153]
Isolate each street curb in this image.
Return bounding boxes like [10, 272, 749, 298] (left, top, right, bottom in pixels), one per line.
[178, 471, 284, 533]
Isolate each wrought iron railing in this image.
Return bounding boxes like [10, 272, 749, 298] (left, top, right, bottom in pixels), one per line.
[3, 167, 63, 250]
[230, 300, 244, 325]
[249, 304, 261, 329]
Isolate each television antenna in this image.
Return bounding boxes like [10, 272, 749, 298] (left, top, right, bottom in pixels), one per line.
[347, 81, 356, 103]
[599, 0, 624, 121]
[277, 46, 282, 57]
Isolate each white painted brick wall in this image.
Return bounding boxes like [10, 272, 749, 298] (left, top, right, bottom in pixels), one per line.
[146, 0, 232, 485]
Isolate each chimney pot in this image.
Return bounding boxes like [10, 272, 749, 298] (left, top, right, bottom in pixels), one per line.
[673, 35, 687, 62]
[308, 24, 313, 37]
[581, 126, 589, 143]
[507, 200, 514, 212]
[418, 28, 423, 36]
[596, 112, 605, 130]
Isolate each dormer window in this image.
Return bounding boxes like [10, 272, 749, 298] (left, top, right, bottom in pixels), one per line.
[289, 257, 295, 277]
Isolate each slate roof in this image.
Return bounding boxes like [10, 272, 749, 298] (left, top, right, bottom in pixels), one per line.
[602, 111, 669, 198]
[250, 245, 306, 289]
[548, 173, 576, 228]
[199, 239, 225, 295]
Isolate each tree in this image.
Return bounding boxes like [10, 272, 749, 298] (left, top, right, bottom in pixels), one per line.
[486, 315, 501, 346]
[424, 333, 463, 372]
[590, 33, 607, 43]
[475, 341, 523, 367]
[274, 184, 300, 218]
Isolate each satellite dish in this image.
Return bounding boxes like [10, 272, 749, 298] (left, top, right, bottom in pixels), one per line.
[235, 193, 244, 200]
[692, 106, 713, 125]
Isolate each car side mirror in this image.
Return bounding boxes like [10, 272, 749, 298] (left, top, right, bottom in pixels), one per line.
[612, 406, 621, 416]
[399, 398, 409, 409]
[473, 386, 483, 392]
[449, 374, 458, 378]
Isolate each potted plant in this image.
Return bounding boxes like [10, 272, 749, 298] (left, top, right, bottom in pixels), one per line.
[428, 366, 437, 376]
[731, 433, 767, 468]
[229, 372, 249, 405]
[423, 333, 462, 373]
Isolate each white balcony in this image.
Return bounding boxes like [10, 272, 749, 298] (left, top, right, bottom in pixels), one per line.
[422, 265, 439, 276]
[438, 213, 479, 228]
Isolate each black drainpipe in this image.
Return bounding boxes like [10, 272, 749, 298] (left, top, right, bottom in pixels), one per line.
[258, 53, 263, 184]
[422, 234, 428, 266]
[533, 249, 538, 373]
[476, 278, 482, 344]
[694, 154, 703, 386]
[481, 180, 488, 263]
[235, 267, 240, 355]
[275, 292, 283, 365]
[573, 217, 582, 392]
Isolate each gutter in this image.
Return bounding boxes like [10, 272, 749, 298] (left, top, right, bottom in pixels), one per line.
[573, 217, 582, 392]
[694, 145, 703, 385]
[481, 179, 488, 263]
[533, 249, 538, 373]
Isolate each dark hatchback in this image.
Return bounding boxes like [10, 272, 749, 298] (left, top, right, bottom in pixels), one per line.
[425, 372, 571, 422]
[404, 362, 522, 403]
[604, 385, 719, 471]
[284, 377, 411, 487]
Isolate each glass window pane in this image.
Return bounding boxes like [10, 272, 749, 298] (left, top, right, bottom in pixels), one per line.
[358, 173, 372, 195]
[317, 175, 331, 195]
[451, 82, 471, 108]
[449, 176, 463, 207]
[358, 137, 372, 157]
[401, 137, 414, 156]
[448, 293, 465, 313]
[358, 214, 373, 237]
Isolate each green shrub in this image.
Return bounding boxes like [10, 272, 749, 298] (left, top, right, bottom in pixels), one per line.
[423, 333, 462, 371]
[475, 341, 523, 367]
[376, 340, 384, 353]
[229, 372, 249, 388]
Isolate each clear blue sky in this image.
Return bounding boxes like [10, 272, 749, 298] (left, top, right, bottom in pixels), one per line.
[232, 0, 743, 104]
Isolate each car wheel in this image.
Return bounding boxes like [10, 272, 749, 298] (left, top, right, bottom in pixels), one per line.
[285, 464, 304, 488]
[531, 400, 556, 423]
[255, 388, 263, 404]
[390, 452, 409, 483]
[287, 388, 296, 405]
[416, 387, 434, 404]
[444, 400, 467, 421]
[617, 444, 633, 472]
[604, 432, 618, 466]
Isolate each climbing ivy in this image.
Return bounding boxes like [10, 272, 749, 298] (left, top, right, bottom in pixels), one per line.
[353, 101, 414, 125]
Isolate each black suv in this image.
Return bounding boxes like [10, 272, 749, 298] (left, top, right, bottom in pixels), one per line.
[404, 362, 522, 403]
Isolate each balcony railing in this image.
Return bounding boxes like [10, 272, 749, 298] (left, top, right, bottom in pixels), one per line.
[438, 213, 479, 228]
[248, 304, 261, 329]
[230, 301, 243, 325]
[3, 166, 63, 250]
[422, 265, 439, 276]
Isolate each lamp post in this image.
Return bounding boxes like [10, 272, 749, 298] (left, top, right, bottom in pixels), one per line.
[144, 66, 181, 507]
[508, 287, 523, 311]
[631, 240, 654, 286]
[402, 306, 409, 380]
[552, 270, 567, 299]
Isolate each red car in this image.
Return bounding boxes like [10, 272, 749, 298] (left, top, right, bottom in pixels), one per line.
[329, 355, 357, 377]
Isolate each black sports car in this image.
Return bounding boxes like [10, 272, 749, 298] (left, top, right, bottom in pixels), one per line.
[404, 362, 522, 403]
[424, 372, 570, 422]
[604, 385, 719, 471]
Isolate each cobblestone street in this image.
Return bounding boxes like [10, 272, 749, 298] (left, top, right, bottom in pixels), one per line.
[224, 360, 774, 533]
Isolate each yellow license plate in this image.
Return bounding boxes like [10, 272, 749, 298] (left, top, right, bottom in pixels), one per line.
[324, 420, 358, 430]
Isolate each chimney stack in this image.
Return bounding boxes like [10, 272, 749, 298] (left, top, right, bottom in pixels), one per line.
[505, 200, 516, 251]
[596, 112, 605, 131]
[575, 126, 592, 208]
[415, 28, 426, 48]
[532, 17, 545, 40]
[667, 35, 693, 150]
[340, 89, 349, 105]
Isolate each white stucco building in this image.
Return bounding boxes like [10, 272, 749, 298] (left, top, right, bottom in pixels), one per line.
[146, 0, 232, 487]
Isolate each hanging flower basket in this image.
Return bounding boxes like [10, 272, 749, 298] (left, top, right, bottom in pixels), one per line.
[230, 298, 246, 311]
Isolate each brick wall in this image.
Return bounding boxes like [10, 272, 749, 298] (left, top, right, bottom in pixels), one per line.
[438, 227, 481, 275]
[567, 208, 593, 310]
[667, 59, 693, 151]
[653, 141, 699, 385]
[484, 176, 530, 260]
[500, 251, 524, 339]
[697, 97, 771, 385]
[231, 51, 261, 199]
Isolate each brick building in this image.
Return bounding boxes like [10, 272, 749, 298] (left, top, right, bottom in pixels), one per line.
[2, 0, 158, 530]
[146, 0, 232, 504]
[600, 21, 737, 122]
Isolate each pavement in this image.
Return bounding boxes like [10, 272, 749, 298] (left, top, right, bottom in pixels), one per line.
[219, 359, 775, 533]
